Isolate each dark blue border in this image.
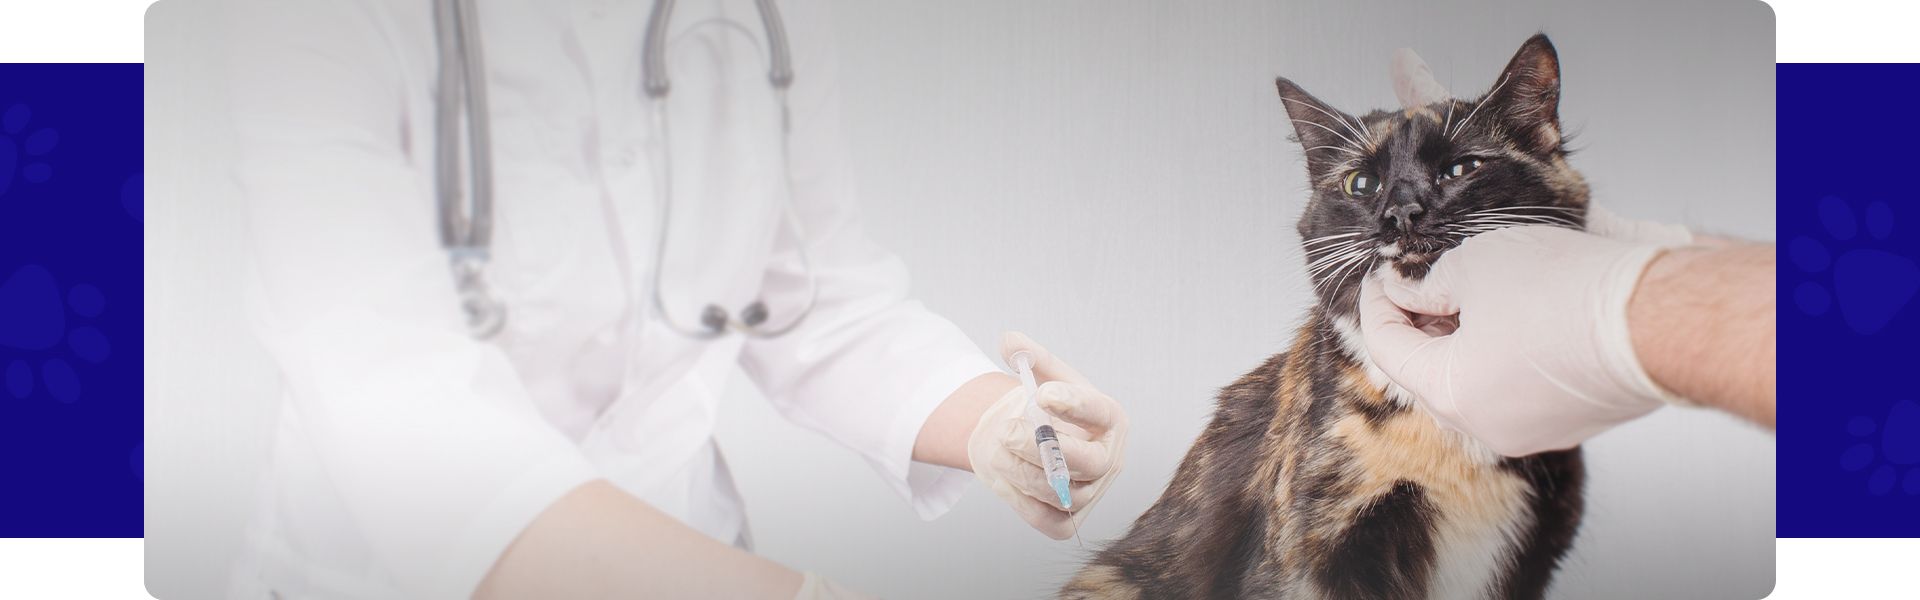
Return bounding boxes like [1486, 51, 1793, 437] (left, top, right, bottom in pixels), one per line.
[0, 63, 144, 537]
[1777, 63, 1920, 537]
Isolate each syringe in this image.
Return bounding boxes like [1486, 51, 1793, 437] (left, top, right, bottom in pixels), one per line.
[1010, 350, 1073, 511]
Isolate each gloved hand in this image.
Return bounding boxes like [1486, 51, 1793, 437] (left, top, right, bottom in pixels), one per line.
[966, 332, 1127, 540]
[1358, 226, 1689, 457]
[793, 572, 877, 600]
[1389, 47, 1699, 248]
[1583, 204, 1695, 247]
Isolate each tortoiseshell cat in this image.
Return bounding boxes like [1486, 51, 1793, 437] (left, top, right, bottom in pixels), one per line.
[1063, 35, 1587, 600]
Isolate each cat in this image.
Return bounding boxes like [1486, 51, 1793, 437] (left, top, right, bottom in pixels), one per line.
[1060, 35, 1588, 600]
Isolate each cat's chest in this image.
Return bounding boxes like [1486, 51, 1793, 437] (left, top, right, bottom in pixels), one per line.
[1417, 456, 1532, 599]
[1325, 412, 1533, 599]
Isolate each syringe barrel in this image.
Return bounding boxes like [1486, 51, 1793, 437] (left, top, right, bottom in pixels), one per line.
[1035, 424, 1073, 508]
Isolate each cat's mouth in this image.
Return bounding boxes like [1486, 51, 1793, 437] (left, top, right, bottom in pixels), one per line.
[1372, 235, 1456, 276]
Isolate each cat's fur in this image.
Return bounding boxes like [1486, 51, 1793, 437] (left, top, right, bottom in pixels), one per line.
[1062, 35, 1588, 600]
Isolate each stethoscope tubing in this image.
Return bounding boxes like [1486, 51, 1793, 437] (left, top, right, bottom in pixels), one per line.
[437, 0, 816, 340]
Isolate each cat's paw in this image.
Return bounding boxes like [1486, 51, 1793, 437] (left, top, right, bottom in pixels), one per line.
[1791, 196, 1919, 334]
[1840, 400, 1920, 496]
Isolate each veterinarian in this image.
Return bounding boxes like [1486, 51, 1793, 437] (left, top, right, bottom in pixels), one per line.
[1359, 50, 1776, 457]
[224, 1, 1127, 598]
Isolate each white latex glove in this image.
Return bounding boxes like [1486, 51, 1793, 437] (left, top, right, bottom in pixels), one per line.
[793, 572, 877, 600]
[1389, 48, 1699, 248]
[1358, 226, 1687, 457]
[1583, 204, 1695, 247]
[966, 332, 1127, 540]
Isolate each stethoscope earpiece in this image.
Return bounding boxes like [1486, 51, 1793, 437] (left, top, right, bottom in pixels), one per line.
[739, 301, 769, 328]
[699, 305, 728, 335]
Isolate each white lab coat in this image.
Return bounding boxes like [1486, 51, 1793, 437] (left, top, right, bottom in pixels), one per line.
[220, 1, 996, 598]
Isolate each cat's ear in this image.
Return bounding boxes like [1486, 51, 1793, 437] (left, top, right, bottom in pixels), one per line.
[1479, 34, 1564, 154]
[1276, 77, 1367, 179]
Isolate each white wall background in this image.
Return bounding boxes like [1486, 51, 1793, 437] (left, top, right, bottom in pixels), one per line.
[146, 0, 1774, 598]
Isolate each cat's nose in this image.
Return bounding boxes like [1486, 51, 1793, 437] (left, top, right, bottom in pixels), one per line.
[1380, 200, 1424, 231]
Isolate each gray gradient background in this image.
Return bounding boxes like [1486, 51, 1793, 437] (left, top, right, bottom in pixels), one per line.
[145, 0, 1775, 598]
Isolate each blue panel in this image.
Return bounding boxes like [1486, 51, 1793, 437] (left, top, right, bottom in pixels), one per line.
[0, 63, 144, 537]
[1777, 63, 1920, 537]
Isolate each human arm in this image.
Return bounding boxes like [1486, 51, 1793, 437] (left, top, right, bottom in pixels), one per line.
[1629, 243, 1777, 427]
[476, 481, 803, 599]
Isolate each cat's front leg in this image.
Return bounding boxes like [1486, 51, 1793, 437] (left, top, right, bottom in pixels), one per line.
[1298, 481, 1438, 600]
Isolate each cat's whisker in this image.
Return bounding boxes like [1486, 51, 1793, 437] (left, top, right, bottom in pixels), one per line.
[1456, 218, 1580, 229]
[1306, 247, 1367, 267]
[1469, 206, 1585, 214]
[1303, 231, 1367, 242]
[1323, 252, 1376, 301]
[1305, 237, 1366, 256]
[1311, 253, 1359, 294]
[1302, 233, 1369, 250]
[1457, 212, 1584, 224]
[1455, 214, 1582, 227]
[1308, 246, 1373, 277]
[1312, 243, 1376, 283]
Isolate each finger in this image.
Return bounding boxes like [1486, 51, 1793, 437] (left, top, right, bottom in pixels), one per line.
[1392, 48, 1452, 108]
[1001, 331, 1092, 387]
[1001, 423, 1114, 481]
[1035, 381, 1123, 437]
[1008, 461, 1101, 510]
[1583, 204, 1695, 247]
[1357, 276, 1456, 403]
[1008, 493, 1075, 540]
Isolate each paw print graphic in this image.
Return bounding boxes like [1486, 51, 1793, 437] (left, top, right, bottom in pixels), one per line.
[0, 265, 110, 403]
[1790, 196, 1920, 335]
[0, 103, 58, 198]
[1841, 400, 1920, 496]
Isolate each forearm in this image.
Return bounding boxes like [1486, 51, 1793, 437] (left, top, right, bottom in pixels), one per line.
[477, 480, 802, 599]
[913, 372, 1020, 471]
[1628, 243, 1776, 428]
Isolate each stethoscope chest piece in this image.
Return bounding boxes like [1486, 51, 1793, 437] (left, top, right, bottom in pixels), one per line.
[450, 251, 507, 338]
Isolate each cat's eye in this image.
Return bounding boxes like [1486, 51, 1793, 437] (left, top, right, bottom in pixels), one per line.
[1437, 157, 1486, 182]
[1343, 170, 1381, 197]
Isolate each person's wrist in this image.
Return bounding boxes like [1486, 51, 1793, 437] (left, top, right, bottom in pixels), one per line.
[1582, 239, 1682, 410]
[915, 372, 1019, 472]
[1625, 246, 1707, 406]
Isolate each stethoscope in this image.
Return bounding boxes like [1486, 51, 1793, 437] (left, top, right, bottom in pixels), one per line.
[433, 0, 819, 340]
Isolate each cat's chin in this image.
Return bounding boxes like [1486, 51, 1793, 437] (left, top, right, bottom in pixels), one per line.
[1379, 240, 1454, 280]
[1388, 257, 1435, 280]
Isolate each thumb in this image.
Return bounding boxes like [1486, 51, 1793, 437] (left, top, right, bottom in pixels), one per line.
[1378, 267, 1460, 318]
[1001, 331, 1092, 387]
[1392, 48, 1452, 108]
[1358, 276, 1456, 406]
